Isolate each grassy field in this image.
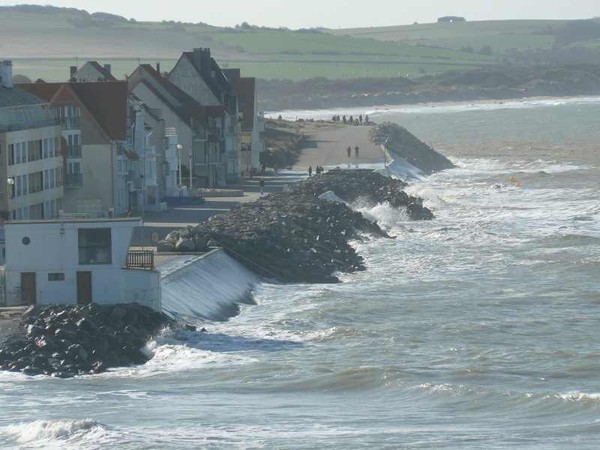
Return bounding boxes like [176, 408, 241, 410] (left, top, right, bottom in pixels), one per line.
[330, 20, 569, 54]
[1, 5, 494, 81]
[3, 6, 598, 82]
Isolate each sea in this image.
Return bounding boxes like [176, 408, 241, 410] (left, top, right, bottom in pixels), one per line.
[1, 97, 599, 449]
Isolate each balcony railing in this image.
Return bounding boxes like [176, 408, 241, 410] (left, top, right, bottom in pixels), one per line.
[60, 117, 81, 129]
[66, 173, 83, 188]
[67, 145, 82, 158]
[126, 250, 155, 270]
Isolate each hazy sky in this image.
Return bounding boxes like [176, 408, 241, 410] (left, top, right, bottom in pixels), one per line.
[1, 0, 598, 28]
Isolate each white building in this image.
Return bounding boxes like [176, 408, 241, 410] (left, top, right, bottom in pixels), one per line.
[1, 218, 160, 310]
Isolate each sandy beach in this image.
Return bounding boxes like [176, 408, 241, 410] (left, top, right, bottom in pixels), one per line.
[293, 124, 386, 170]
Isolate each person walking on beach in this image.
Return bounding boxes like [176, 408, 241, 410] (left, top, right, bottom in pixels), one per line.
[259, 179, 265, 195]
[347, 146, 352, 159]
[308, 166, 313, 177]
[355, 145, 360, 159]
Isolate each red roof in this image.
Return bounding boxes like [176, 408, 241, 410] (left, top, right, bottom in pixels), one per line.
[19, 81, 128, 140]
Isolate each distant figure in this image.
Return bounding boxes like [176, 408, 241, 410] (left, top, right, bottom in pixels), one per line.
[347, 146, 352, 159]
[359, 114, 363, 125]
[308, 166, 313, 177]
[342, 115, 347, 124]
[259, 179, 265, 195]
[349, 115, 354, 124]
[278, 115, 282, 120]
[365, 115, 370, 124]
[355, 145, 360, 159]
[261, 163, 266, 174]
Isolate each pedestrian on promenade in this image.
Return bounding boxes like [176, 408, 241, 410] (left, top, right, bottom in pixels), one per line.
[355, 145, 360, 159]
[347, 146, 351, 158]
[259, 179, 265, 195]
[308, 166, 313, 177]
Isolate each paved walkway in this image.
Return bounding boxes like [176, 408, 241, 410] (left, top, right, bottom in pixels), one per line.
[294, 124, 386, 171]
[134, 172, 303, 245]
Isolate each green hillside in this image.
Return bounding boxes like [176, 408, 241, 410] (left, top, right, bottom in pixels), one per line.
[1, 5, 493, 81]
[330, 19, 594, 55]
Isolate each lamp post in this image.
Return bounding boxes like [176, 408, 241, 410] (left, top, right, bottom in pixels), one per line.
[189, 150, 193, 191]
[176, 144, 183, 188]
[7, 177, 15, 200]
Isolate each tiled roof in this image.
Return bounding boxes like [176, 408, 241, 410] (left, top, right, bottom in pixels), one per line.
[0, 85, 45, 108]
[130, 64, 206, 125]
[180, 50, 232, 101]
[70, 82, 127, 140]
[19, 81, 128, 140]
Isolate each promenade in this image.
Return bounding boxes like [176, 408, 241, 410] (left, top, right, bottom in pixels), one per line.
[135, 122, 384, 246]
[134, 172, 303, 246]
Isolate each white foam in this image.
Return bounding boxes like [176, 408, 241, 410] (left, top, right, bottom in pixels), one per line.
[1, 419, 108, 447]
[268, 96, 600, 121]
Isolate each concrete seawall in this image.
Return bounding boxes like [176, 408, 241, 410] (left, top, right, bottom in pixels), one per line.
[159, 249, 259, 321]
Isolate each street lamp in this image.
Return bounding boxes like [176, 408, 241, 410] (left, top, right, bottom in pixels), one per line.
[7, 177, 15, 199]
[176, 144, 183, 188]
[189, 151, 193, 191]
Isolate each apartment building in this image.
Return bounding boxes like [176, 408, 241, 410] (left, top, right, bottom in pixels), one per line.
[169, 49, 242, 183]
[0, 61, 63, 221]
[19, 81, 133, 216]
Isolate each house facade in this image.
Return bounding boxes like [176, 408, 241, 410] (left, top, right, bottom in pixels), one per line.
[0, 60, 64, 221]
[19, 81, 134, 216]
[169, 49, 241, 183]
[223, 69, 264, 173]
[129, 63, 226, 189]
[69, 61, 117, 82]
[2, 218, 160, 310]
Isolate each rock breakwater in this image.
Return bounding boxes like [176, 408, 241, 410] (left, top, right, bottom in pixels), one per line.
[159, 170, 433, 283]
[0, 304, 171, 378]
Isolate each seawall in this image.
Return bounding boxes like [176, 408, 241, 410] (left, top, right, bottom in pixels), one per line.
[159, 249, 259, 322]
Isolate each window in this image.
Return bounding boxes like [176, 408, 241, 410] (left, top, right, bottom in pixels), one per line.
[48, 273, 65, 281]
[78, 228, 112, 265]
[8, 144, 14, 165]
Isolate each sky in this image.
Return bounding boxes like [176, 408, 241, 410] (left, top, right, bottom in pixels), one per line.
[0, 0, 598, 28]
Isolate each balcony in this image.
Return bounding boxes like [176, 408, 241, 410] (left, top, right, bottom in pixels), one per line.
[66, 173, 83, 188]
[126, 250, 155, 270]
[60, 117, 81, 130]
[67, 145, 82, 158]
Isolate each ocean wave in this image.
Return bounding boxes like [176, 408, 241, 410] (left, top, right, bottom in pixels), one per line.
[0, 419, 109, 448]
[87, 338, 257, 380]
[267, 96, 600, 120]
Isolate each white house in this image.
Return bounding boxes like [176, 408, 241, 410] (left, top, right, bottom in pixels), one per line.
[1, 218, 160, 310]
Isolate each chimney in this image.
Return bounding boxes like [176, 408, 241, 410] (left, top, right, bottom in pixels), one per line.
[0, 60, 13, 88]
[193, 48, 212, 78]
[69, 65, 77, 80]
[103, 64, 111, 75]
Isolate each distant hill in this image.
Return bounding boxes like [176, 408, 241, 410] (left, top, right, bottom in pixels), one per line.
[4, 5, 600, 111]
[0, 4, 493, 81]
[331, 20, 575, 53]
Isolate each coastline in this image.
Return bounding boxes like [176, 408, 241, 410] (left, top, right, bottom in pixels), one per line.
[267, 94, 600, 121]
